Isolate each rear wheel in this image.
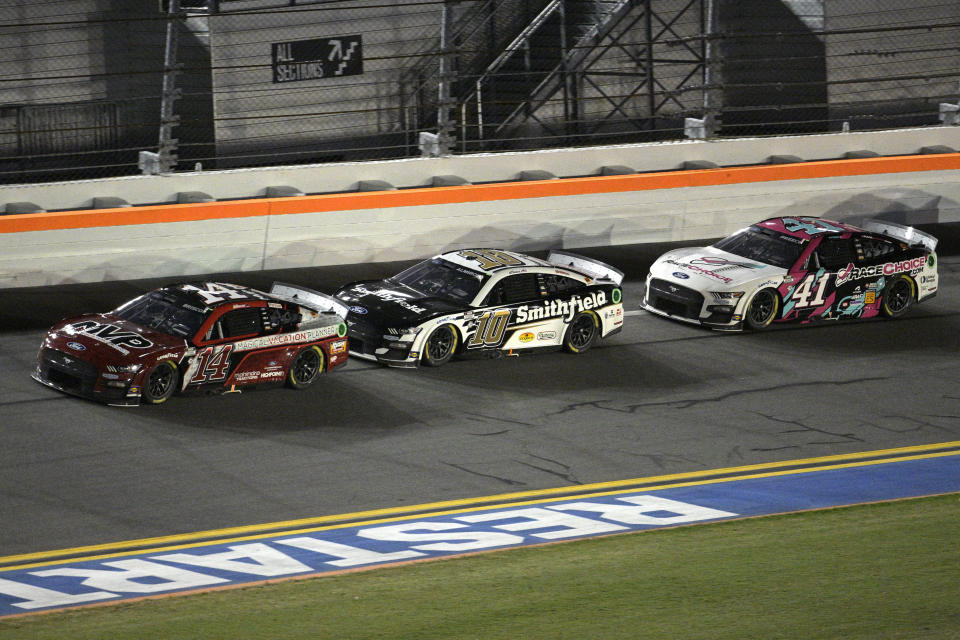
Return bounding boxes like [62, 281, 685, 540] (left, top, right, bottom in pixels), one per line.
[423, 324, 458, 367]
[746, 289, 780, 330]
[287, 345, 325, 389]
[564, 311, 599, 354]
[142, 361, 177, 404]
[882, 275, 914, 318]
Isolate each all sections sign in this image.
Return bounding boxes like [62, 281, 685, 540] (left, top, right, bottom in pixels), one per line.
[272, 35, 363, 83]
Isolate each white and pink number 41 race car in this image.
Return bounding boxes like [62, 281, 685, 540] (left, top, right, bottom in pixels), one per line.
[643, 216, 937, 330]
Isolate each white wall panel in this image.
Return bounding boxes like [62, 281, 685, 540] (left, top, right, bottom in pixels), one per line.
[2, 167, 960, 289]
[5, 127, 960, 213]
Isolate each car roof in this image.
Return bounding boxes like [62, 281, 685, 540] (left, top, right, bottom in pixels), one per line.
[436, 248, 551, 274]
[755, 217, 864, 240]
[155, 282, 272, 308]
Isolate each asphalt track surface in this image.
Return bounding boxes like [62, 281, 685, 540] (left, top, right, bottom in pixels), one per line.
[2, 241, 959, 556]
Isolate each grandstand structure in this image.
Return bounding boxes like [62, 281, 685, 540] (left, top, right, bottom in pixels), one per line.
[0, 0, 958, 184]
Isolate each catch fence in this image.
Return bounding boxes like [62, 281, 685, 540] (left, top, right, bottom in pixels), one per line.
[0, 0, 958, 185]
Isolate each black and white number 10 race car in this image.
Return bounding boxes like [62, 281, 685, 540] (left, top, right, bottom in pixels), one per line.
[335, 249, 624, 367]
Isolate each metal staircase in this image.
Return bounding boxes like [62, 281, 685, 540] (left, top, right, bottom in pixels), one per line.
[398, 0, 555, 153]
[462, 0, 631, 147]
[400, 0, 708, 154]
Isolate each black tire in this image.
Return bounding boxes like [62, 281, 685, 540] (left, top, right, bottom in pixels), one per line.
[745, 289, 780, 330]
[422, 324, 458, 367]
[882, 275, 915, 318]
[563, 310, 599, 354]
[287, 345, 325, 389]
[141, 361, 177, 404]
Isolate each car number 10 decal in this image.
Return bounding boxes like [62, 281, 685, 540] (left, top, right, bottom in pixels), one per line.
[467, 309, 511, 348]
[458, 249, 523, 271]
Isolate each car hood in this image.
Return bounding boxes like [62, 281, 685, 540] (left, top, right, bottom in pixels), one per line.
[336, 280, 465, 328]
[44, 313, 187, 364]
[650, 246, 787, 290]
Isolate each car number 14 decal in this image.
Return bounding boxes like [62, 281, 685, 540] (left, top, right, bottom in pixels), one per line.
[190, 344, 234, 383]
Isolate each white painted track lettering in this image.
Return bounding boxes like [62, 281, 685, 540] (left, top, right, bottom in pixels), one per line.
[0, 577, 117, 611]
[458, 507, 627, 540]
[152, 543, 312, 577]
[31, 559, 228, 594]
[277, 537, 424, 568]
[553, 495, 737, 525]
[356, 521, 523, 552]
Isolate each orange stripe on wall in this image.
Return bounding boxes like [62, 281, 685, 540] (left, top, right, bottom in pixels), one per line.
[3, 153, 960, 234]
[0, 200, 271, 233]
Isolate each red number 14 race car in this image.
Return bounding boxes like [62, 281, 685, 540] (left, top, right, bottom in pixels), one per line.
[33, 282, 349, 406]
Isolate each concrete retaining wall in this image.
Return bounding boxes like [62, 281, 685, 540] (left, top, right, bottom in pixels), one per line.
[4, 127, 960, 212]
[2, 147, 959, 289]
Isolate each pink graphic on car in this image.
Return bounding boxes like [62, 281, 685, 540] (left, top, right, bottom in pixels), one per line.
[761, 216, 854, 238]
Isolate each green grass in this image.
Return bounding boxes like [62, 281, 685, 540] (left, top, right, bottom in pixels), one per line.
[2, 495, 959, 639]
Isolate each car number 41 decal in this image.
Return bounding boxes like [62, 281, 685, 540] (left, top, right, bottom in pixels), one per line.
[790, 272, 831, 309]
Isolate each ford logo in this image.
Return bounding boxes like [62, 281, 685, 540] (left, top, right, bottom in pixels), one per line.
[349, 306, 368, 315]
[672, 272, 690, 280]
[67, 341, 86, 351]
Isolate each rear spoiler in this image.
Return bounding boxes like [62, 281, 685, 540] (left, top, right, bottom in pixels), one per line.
[270, 282, 349, 319]
[860, 220, 938, 252]
[546, 250, 624, 286]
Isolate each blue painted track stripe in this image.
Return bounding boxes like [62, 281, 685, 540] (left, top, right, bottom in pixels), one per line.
[4, 440, 957, 569]
[0, 447, 957, 618]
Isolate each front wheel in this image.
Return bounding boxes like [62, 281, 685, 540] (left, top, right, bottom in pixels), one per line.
[563, 311, 599, 354]
[745, 289, 780, 330]
[422, 324, 458, 367]
[142, 361, 178, 404]
[882, 275, 914, 318]
[287, 345, 325, 389]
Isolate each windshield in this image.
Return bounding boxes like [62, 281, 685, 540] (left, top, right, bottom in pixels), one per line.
[113, 291, 207, 339]
[713, 226, 804, 270]
[391, 258, 487, 303]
